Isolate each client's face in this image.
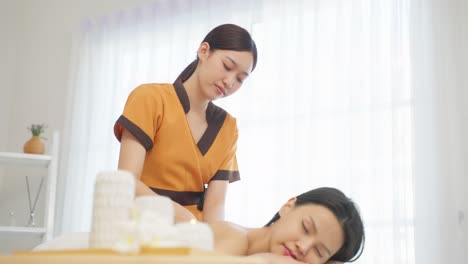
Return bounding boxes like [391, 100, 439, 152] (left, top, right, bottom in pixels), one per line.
[269, 204, 344, 264]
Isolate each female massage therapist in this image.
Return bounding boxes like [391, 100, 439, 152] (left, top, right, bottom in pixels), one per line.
[114, 24, 258, 223]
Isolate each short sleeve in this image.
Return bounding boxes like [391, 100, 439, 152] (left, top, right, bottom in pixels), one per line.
[114, 84, 163, 151]
[210, 126, 240, 183]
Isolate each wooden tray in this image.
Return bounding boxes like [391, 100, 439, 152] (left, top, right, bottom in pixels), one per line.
[1, 247, 265, 264]
[14, 247, 217, 256]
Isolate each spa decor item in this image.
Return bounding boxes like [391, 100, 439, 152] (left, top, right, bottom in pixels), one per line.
[23, 124, 46, 154]
[25, 175, 44, 227]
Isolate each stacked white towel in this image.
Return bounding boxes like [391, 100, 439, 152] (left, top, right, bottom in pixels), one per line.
[89, 170, 135, 249]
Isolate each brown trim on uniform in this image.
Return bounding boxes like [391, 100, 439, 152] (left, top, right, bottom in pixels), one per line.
[150, 187, 203, 206]
[198, 102, 227, 155]
[115, 115, 153, 151]
[173, 79, 190, 113]
[173, 79, 228, 156]
[210, 170, 240, 183]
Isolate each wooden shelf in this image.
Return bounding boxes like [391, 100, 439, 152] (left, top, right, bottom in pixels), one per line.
[0, 152, 52, 168]
[0, 132, 59, 253]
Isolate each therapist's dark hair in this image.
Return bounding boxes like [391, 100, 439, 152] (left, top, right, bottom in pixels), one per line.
[176, 23, 258, 82]
[265, 187, 365, 263]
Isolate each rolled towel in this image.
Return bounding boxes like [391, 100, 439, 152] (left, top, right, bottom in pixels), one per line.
[175, 219, 214, 251]
[133, 195, 174, 225]
[139, 210, 181, 248]
[134, 195, 179, 247]
[89, 170, 135, 249]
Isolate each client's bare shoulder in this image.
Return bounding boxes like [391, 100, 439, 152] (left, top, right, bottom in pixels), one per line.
[209, 221, 249, 256]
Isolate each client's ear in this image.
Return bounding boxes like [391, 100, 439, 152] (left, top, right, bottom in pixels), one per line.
[278, 197, 297, 217]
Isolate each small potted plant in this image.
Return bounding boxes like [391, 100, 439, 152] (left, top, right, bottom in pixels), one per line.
[23, 124, 47, 154]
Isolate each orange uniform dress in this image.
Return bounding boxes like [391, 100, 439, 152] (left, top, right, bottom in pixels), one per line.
[114, 80, 240, 220]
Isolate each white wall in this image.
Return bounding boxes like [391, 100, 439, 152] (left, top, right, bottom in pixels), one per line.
[412, 0, 468, 263]
[461, 6, 468, 257]
[452, 0, 468, 257]
[0, 1, 19, 150]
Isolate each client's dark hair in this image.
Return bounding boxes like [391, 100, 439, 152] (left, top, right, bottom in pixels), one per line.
[176, 23, 258, 82]
[265, 187, 365, 262]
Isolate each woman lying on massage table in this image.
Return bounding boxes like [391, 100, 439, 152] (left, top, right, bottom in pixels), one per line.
[211, 187, 364, 264]
[34, 187, 363, 264]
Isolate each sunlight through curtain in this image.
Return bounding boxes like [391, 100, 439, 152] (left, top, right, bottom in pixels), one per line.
[58, 1, 414, 263]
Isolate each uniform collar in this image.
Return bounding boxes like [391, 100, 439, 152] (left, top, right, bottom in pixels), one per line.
[172, 79, 228, 156]
[173, 79, 220, 122]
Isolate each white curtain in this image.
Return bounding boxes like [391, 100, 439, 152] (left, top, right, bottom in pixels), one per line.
[57, 0, 418, 263]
